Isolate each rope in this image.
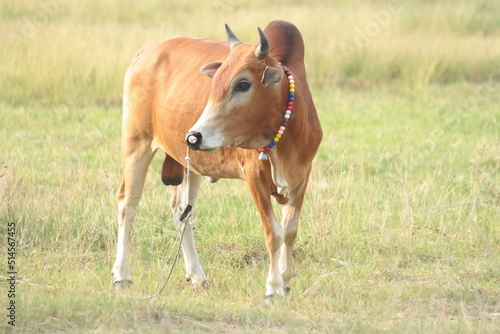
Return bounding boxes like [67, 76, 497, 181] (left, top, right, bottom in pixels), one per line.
[153, 147, 193, 297]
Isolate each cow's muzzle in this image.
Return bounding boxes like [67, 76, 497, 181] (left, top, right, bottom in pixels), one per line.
[185, 131, 203, 150]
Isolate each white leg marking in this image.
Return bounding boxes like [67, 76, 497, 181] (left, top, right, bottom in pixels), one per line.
[265, 212, 285, 298]
[279, 205, 299, 293]
[112, 204, 135, 283]
[170, 173, 207, 286]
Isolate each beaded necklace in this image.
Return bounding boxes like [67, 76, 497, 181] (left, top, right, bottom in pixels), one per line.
[258, 64, 295, 161]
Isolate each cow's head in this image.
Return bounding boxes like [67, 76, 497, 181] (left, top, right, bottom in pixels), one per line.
[186, 25, 286, 152]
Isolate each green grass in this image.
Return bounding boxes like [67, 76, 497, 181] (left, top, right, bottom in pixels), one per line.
[1, 0, 499, 332]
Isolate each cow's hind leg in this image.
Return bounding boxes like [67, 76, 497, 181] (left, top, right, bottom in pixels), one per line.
[170, 172, 207, 287]
[112, 140, 156, 289]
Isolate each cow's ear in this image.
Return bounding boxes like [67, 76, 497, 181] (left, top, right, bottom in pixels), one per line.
[261, 66, 283, 87]
[200, 61, 223, 78]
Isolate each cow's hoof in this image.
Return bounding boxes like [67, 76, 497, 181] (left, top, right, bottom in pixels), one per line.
[201, 280, 211, 289]
[195, 281, 211, 295]
[284, 285, 291, 295]
[264, 294, 274, 304]
[113, 280, 133, 290]
[263, 292, 285, 307]
[186, 277, 210, 289]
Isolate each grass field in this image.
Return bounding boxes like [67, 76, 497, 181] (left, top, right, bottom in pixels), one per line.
[1, 0, 499, 332]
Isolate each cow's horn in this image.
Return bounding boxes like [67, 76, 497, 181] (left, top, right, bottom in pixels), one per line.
[255, 27, 269, 60]
[225, 24, 242, 50]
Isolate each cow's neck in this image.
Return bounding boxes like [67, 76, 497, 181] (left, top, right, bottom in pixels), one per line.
[258, 63, 300, 195]
[269, 63, 322, 193]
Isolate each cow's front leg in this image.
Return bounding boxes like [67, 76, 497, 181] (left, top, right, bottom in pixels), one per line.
[170, 172, 207, 287]
[246, 172, 285, 300]
[279, 175, 309, 294]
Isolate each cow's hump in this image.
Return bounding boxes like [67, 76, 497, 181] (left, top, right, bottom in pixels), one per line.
[264, 20, 305, 66]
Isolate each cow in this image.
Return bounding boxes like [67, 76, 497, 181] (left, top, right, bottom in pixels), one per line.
[112, 20, 322, 300]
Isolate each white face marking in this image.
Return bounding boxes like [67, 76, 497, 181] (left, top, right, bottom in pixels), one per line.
[188, 102, 225, 152]
[189, 70, 258, 152]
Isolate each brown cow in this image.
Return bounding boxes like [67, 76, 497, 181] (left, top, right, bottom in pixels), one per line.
[112, 20, 322, 300]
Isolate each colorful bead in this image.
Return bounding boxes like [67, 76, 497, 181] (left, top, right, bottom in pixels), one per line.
[258, 64, 295, 160]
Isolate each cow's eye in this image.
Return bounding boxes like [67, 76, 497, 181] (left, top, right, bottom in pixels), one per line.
[234, 81, 251, 92]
